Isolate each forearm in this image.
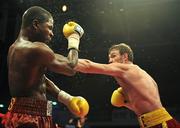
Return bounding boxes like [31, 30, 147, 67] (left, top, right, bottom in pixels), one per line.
[45, 76, 89, 117]
[45, 76, 60, 98]
[45, 76, 73, 105]
[75, 59, 103, 74]
[75, 59, 121, 76]
[67, 49, 79, 68]
[63, 21, 84, 68]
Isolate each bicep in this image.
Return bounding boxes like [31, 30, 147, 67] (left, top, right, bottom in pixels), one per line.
[54, 54, 69, 63]
[47, 58, 76, 76]
[40, 49, 75, 76]
[30, 43, 75, 76]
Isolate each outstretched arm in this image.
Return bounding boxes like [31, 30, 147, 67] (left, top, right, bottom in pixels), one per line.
[75, 59, 129, 77]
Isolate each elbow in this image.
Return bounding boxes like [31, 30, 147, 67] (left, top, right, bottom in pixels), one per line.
[68, 59, 78, 69]
[64, 61, 78, 76]
[69, 62, 77, 69]
[66, 70, 76, 76]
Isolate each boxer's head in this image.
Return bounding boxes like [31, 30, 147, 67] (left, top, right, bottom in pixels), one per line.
[108, 43, 134, 63]
[21, 6, 54, 43]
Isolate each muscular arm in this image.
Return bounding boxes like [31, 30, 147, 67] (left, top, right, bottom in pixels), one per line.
[45, 75, 89, 117]
[45, 76, 61, 98]
[35, 43, 78, 76]
[55, 49, 78, 68]
[75, 59, 129, 77]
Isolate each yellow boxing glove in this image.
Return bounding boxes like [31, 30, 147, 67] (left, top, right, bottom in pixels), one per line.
[111, 87, 126, 107]
[57, 90, 89, 117]
[63, 21, 84, 50]
[68, 96, 89, 117]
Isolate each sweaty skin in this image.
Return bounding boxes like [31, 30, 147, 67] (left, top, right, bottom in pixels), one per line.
[8, 18, 78, 100]
[75, 49, 162, 116]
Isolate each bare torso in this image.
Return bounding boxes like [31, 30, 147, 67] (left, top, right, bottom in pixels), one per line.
[115, 64, 162, 116]
[8, 39, 47, 100]
[74, 58, 163, 116]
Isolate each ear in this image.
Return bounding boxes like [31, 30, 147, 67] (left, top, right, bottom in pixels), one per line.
[32, 19, 39, 29]
[122, 53, 128, 61]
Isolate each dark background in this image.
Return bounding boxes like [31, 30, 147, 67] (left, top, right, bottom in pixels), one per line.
[0, 0, 180, 127]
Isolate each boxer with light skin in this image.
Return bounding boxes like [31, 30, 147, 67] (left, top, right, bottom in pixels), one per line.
[75, 43, 180, 128]
[1, 6, 89, 128]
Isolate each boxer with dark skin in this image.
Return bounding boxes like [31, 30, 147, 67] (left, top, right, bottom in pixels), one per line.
[2, 6, 89, 128]
[8, 10, 76, 100]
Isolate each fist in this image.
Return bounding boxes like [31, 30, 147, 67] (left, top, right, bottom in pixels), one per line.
[111, 87, 126, 107]
[68, 96, 89, 117]
[63, 21, 84, 50]
[63, 21, 84, 38]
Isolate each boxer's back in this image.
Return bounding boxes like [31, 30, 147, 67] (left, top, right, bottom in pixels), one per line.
[8, 39, 46, 99]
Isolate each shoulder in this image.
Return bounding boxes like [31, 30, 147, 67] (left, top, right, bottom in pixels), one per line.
[108, 63, 141, 73]
[30, 42, 54, 55]
[31, 42, 53, 52]
[28, 42, 55, 62]
[15, 40, 53, 54]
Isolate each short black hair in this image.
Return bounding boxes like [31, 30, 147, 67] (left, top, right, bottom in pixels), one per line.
[21, 6, 52, 28]
[109, 43, 134, 62]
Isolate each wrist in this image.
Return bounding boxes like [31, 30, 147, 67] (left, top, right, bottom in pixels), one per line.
[57, 90, 73, 105]
[68, 33, 80, 50]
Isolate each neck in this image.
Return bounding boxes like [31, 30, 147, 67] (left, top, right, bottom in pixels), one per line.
[18, 27, 35, 42]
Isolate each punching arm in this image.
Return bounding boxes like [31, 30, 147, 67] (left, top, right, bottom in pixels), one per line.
[75, 59, 129, 77]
